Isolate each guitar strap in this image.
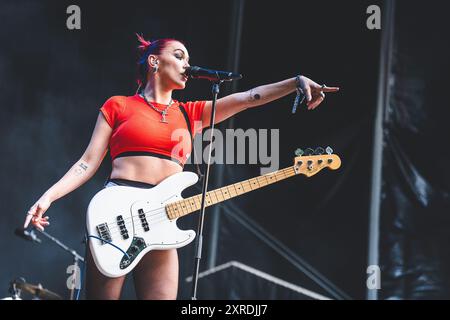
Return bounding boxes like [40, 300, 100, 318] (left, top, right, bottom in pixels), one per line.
[178, 104, 204, 182]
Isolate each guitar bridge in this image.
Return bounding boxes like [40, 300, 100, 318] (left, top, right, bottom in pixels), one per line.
[96, 223, 112, 244]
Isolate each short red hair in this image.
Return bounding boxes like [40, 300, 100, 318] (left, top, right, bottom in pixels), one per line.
[135, 33, 185, 92]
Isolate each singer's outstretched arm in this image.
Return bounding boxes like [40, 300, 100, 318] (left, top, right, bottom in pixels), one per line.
[201, 75, 339, 128]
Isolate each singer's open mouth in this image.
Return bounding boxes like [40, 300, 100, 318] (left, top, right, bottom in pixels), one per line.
[181, 74, 188, 81]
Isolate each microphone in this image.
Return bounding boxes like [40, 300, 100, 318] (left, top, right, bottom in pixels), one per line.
[14, 228, 42, 244]
[185, 66, 242, 82]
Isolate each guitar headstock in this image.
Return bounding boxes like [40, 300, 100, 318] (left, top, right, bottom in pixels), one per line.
[293, 146, 341, 177]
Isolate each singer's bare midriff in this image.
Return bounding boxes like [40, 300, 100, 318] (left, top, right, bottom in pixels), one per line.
[110, 156, 183, 185]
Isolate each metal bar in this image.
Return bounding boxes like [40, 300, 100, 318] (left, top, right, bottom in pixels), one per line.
[367, 0, 396, 300]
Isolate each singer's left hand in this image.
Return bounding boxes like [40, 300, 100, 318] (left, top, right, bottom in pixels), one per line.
[297, 76, 339, 110]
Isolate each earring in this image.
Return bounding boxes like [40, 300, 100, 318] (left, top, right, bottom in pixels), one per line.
[153, 61, 159, 73]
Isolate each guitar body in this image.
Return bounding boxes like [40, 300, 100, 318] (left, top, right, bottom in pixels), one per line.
[86, 171, 198, 278]
[86, 149, 341, 278]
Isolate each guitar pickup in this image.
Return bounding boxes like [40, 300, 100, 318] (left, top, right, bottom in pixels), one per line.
[96, 223, 112, 244]
[138, 209, 150, 232]
[116, 215, 129, 240]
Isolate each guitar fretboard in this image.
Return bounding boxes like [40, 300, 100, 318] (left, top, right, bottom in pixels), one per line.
[165, 166, 296, 219]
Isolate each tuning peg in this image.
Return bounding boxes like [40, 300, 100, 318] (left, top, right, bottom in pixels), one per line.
[304, 148, 314, 156]
[295, 148, 304, 156]
[314, 147, 325, 155]
[325, 146, 333, 155]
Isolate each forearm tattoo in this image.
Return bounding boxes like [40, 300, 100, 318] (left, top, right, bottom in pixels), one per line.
[74, 162, 89, 176]
[247, 88, 261, 102]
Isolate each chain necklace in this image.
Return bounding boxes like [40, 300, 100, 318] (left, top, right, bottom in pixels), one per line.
[140, 93, 173, 124]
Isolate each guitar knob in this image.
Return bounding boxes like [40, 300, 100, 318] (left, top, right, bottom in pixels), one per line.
[304, 148, 314, 156]
[130, 245, 139, 253]
[326, 146, 333, 155]
[136, 239, 144, 246]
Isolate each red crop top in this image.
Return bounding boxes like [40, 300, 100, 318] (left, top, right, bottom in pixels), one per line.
[100, 94, 206, 166]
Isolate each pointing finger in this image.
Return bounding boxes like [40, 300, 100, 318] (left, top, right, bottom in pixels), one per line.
[322, 86, 339, 93]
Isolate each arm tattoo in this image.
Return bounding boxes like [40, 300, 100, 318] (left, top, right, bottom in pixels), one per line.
[75, 162, 89, 176]
[248, 88, 261, 102]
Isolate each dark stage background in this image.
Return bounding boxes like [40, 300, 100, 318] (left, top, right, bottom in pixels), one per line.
[1, 0, 384, 300]
[379, 1, 450, 299]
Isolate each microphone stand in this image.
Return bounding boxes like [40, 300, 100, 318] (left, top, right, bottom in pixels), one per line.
[35, 228, 84, 300]
[190, 80, 223, 300]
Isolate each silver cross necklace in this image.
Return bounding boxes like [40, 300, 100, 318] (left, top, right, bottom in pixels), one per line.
[140, 93, 173, 124]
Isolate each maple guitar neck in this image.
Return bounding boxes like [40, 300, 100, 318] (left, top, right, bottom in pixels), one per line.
[166, 150, 341, 219]
[166, 166, 297, 219]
